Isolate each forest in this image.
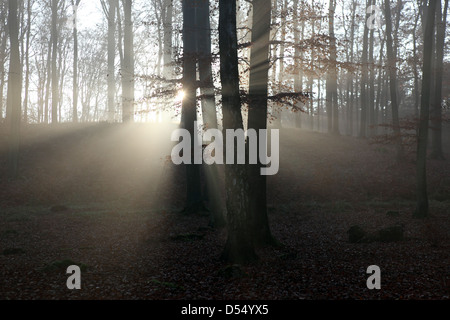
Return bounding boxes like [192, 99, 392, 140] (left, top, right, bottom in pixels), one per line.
[0, 0, 449, 303]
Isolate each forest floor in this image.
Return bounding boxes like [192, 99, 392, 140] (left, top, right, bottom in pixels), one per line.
[0, 123, 449, 300]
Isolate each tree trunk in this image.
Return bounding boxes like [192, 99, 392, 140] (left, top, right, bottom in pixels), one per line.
[51, 0, 58, 124]
[384, 0, 403, 160]
[219, 0, 257, 264]
[72, 0, 81, 123]
[181, 0, 203, 214]
[329, 0, 339, 135]
[415, 0, 437, 218]
[293, 0, 302, 128]
[368, 0, 375, 137]
[107, 0, 116, 122]
[7, 0, 22, 178]
[359, 0, 370, 138]
[195, 0, 224, 226]
[247, 0, 277, 247]
[22, 0, 31, 124]
[163, 0, 173, 79]
[122, 0, 134, 122]
[430, 0, 448, 160]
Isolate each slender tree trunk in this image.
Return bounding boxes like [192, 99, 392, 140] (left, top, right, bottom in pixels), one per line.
[375, 31, 385, 134]
[0, 8, 7, 121]
[103, 0, 116, 122]
[22, 0, 31, 124]
[412, 12, 420, 119]
[415, 0, 437, 218]
[348, 0, 356, 136]
[51, 0, 58, 124]
[122, 0, 134, 122]
[430, 0, 448, 160]
[293, 0, 302, 128]
[163, 0, 173, 79]
[327, 0, 338, 135]
[384, 0, 403, 160]
[359, 0, 370, 138]
[368, 0, 376, 137]
[219, 0, 257, 264]
[72, 0, 81, 123]
[7, 0, 22, 178]
[44, 34, 52, 124]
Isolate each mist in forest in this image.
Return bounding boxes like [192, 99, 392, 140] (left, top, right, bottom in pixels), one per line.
[0, 0, 449, 306]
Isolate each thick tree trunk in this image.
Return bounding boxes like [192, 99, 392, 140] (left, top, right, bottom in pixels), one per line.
[219, 0, 257, 264]
[195, 0, 224, 226]
[247, 0, 277, 247]
[7, 0, 22, 178]
[415, 0, 437, 218]
[181, 0, 203, 214]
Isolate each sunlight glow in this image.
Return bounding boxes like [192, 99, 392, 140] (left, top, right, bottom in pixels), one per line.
[175, 90, 185, 102]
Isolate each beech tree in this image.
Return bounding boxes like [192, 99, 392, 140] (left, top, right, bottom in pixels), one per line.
[430, 0, 448, 160]
[384, 0, 403, 160]
[181, 0, 202, 213]
[7, 0, 22, 178]
[219, 0, 257, 263]
[247, 0, 277, 246]
[415, 0, 437, 218]
[122, 0, 134, 122]
[51, 0, 58, 124]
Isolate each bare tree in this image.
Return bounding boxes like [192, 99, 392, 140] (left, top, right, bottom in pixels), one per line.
[219, 0, 257, 263]
[247, 0, 277, 247]
[51, 0, 59, 124]
[415, 0, 437, 218]
[101, 0, 116, 122]
[384, 0, 403, 160]
[430, 0, 448, 160]
[122, 0, 134, 122]
[7, 0, 22, 178]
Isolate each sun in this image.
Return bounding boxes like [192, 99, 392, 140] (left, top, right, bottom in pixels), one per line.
[175, 90, 185, 102]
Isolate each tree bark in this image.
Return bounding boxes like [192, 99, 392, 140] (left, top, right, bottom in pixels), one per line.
[359, 0, 370, 138]
[247, 0, 277, 247]
[430, 0, 448, 160]
[219, 0, 257, 264]
[51, 0, 58, 124]
[7, 0, 22, 178]
[72, 0, 81, 123]
[415, 0, 437, 218]
[122, 0, 134, 122]
[181, 0, 203, 214]
[195, 0, 224, 226]
[384, 0, 403, 160]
